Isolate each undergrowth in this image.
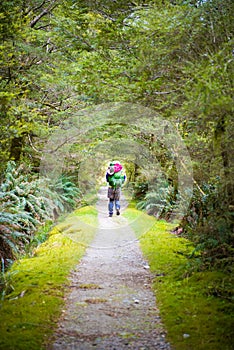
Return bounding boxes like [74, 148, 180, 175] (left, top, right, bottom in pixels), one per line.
[0, 161, 82, 268]
[124, 208, 234, 350]
[0, 206, 97, 350]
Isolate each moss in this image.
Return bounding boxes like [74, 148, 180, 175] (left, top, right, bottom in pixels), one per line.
[124, 208, 234, 350]
[78, 283, 102, 289]
[0, 206, 97, 350]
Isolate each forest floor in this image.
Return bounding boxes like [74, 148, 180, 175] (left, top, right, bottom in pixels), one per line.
[48, 187, 171, 350]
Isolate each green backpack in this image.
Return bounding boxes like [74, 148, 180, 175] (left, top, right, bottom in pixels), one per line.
[108, 171, 124, 189]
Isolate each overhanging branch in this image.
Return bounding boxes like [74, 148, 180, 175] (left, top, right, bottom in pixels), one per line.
[30, 0, 59, 28]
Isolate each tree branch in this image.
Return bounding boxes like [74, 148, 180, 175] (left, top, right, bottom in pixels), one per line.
[28, 135, 42, 154]
[30, 0, 59, 28]
[152, 90, 177, 95]
[25, 0, 47, 16]
[42, 102, 61, 110]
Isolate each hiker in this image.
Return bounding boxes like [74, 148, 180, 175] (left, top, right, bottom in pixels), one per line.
[106, 161, 126, 217]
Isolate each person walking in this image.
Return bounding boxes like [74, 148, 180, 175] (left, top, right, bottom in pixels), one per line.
[106, 161, 126, 217]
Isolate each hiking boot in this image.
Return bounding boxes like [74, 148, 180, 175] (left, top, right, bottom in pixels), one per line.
[116, 209, 120, 216]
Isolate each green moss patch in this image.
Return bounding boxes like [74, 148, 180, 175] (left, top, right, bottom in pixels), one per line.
[0, 206, 97, 350]
[78, 283, 102, 289]
[124, 208, 233, 350]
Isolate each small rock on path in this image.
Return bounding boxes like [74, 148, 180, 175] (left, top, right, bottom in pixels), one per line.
[49, 187, 171, 350]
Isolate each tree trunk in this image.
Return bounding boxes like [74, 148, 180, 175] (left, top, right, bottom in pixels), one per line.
[214, 115, 233, 199]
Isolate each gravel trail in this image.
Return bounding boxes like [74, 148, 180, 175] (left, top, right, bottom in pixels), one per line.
[49, 187, 171, 350]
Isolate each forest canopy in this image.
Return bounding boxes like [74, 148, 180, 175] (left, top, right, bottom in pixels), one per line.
[0, 0, 233, 268]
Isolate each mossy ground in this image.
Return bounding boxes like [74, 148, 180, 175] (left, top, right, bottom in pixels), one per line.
[124, 208, 234, 350]
[0, 206, 98, 350]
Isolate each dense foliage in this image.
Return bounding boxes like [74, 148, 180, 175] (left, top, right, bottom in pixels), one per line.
[0, 161, 80, 267]
[0, 0, 233, 269]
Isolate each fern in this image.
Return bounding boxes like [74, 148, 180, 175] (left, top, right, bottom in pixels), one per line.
[0, 165, 82, 292]
[136, 178, 175, 218]
[0, 163, 81, 268]
[49, 174, 81, 211]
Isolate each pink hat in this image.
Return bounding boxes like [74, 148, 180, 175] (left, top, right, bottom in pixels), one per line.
[114, 163, 122, 173]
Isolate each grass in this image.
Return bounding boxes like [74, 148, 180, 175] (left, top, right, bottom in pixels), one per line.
[123, 207, 234, 350]
[0, 206, 98, 350]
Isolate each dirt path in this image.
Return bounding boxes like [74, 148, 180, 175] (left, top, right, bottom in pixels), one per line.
[49, 188, 171, 350]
